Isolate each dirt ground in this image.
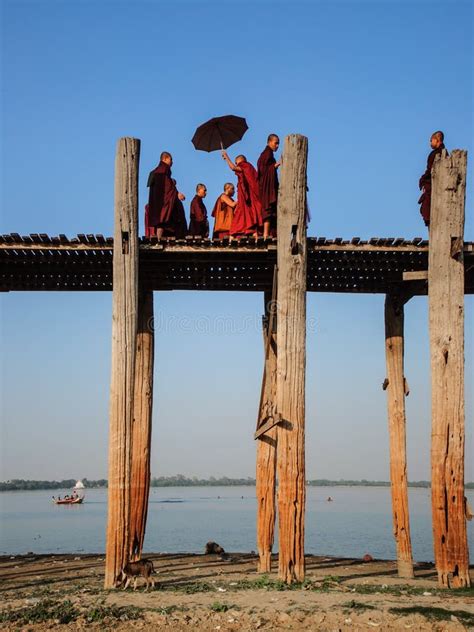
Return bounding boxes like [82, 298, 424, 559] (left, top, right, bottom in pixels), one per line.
[1, 553, 473, 631]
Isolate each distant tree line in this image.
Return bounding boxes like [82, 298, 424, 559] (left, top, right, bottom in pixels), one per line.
[0, 478, 107, 491]
[1, 476, 473, 492]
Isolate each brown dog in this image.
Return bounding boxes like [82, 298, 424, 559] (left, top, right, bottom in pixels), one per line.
[205, 541, 225, 555]
[119, 558, 155, 591]
[205, 541, 227, 558]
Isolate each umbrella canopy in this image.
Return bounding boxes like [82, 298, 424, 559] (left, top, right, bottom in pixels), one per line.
[192, 115, 248, 152]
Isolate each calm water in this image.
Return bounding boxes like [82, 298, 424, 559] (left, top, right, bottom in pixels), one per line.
[1, 487, 473, 562]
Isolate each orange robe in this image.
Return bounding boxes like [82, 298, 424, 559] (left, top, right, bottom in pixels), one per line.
[212, 195, 234, 238]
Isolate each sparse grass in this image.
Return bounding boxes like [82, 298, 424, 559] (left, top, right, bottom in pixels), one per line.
[83, 604, 143, 623]
[155, 605, 185, 616]
[228, 574, 314, 592]
[352, 583, 474, 597]
[0, 599, 143, 626]
[389, 605, 474, 626]
[210, 602, 231, 612]
[342, 600, 376, 612]
[0, 599, 78, 625]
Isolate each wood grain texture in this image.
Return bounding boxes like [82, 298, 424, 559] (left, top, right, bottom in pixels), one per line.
[276, 134, 308, 583]
[105, 137, 140, 588]
[256, 290, 278, 573]
[384, 293, 414, 579]
[429, 149, 470, 588]
[129, 290, 154, 561]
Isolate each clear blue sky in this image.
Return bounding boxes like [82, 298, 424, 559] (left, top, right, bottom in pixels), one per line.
[1, 0, 472, 481]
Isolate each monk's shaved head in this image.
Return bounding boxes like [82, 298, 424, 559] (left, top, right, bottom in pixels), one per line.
[160, 151, 172, 162]
[235, 154, 246, 164]
[267, 134, 280, 151]
[224, 182, 234, 192]
[430, 130, 445, 150]
[196, 183, 206, 193]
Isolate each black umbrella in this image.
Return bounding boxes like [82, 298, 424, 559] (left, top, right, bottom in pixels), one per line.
[192, 115, 248, 152]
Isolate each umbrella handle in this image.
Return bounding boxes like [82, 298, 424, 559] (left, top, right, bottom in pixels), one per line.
[220, 141, 224, 151]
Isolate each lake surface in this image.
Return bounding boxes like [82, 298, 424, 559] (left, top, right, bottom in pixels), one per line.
[1, 486, 473, 562]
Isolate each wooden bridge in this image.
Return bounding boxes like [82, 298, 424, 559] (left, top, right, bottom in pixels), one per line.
[1, 135, 471, 589]
[2, 233, 473, 294]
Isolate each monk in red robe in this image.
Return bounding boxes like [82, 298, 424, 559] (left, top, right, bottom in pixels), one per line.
[188, 184, 209, 237]
[257, 134, 281, 238]
[212, 183, 237, 239]
[221, 151, 263, 237]
[418, 131, 447, 228]
[146, 151, 186, 238]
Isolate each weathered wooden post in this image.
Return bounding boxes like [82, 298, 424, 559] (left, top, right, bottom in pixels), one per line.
[429, 149, 470, 588]
[256, 288, 278, 573]
[384, 292, 414, 578]
[105, 137, 140, 588]
[129, 290, 154, 561]
[276, 134, 308, 583]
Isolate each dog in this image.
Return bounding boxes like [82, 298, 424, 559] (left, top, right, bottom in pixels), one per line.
[205, 541, 229, 560]
[205, 541, 225, 555]
[119, 558, 155, 591]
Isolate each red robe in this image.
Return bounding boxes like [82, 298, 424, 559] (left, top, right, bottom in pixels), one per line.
[418, 144, 447, 227]
[257, 146, 279, 226]
[146, 161, 182, 236]
[189, 195, 209, 237]
[230, 161, 263, 235]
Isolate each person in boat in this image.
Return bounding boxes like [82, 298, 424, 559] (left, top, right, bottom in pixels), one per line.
[212, 183, 237, 239]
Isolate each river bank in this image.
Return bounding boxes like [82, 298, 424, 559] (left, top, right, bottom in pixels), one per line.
[1, 553, 473, 630]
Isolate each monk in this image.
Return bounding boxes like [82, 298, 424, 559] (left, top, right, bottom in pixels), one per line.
[146, 151, 186, 238]
[221, 151, 263, 237]
[212, 183, 237, 239]
[418, 131, 448, 228]
[257, 134, 281, 238]
[188, 184, 209, 237]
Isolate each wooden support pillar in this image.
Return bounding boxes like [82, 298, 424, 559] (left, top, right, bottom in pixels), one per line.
[384, 292, 414, 579]
[276, 134, 308, 583]
[129, 290, 154, 561]
[256, 289, 278, 573]
[105, 137, 140, 588]
[429, 149, 470, 588]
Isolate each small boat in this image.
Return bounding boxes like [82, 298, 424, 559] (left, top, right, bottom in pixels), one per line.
[53, 496, 84, 505]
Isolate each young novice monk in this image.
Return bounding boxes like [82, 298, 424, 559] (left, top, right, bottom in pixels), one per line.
[212, 182, 237, 239]
[189, 183, 209, 237]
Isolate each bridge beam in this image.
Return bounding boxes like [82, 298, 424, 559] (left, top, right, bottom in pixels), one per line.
[276, 134, 308, 583]
[105, 137, 140, 588]
[129, 289, 154, 561]
[429, 150, 470, 588]
[384, 291, 414, 578]
[256, 288, 278, 573]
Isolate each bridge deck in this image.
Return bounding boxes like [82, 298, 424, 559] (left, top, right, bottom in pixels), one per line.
[1, 233, 473, 294]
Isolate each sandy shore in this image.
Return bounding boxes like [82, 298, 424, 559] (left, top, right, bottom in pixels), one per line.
[0, 553, 473, 630]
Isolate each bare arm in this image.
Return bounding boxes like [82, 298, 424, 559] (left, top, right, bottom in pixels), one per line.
[221, 194, 237, 208]
[222, 150, 242, 172]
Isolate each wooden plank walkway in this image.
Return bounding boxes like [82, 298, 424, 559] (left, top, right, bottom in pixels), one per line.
[1, 233, 473, 294]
